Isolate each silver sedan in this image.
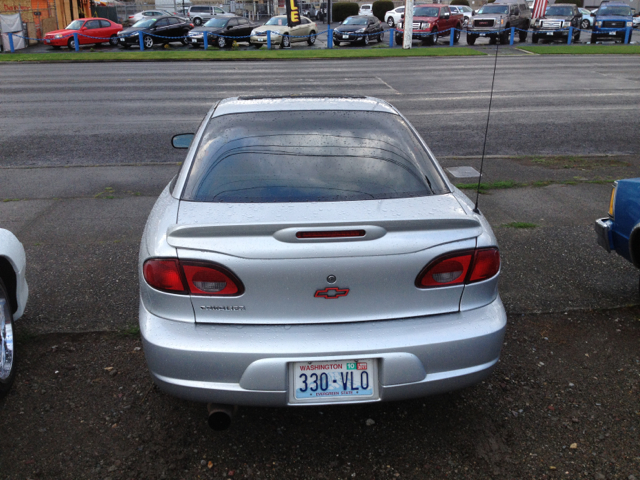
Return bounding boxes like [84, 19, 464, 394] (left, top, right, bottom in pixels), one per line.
[139, 96, 506, 428]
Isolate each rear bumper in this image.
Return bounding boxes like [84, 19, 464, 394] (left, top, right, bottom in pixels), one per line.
[140, 296, 507, 406]
[595, 217, 613, 252]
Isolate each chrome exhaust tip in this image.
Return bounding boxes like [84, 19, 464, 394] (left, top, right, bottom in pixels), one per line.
[207, 403, 237, 431]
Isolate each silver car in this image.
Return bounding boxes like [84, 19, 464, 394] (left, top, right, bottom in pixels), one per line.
[139, 96, 506, 428]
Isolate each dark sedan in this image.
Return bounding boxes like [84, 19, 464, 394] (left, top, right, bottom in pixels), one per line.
[117, 16, 193, 48]
[187, 16, 260, 48]
[333, 15, 384, 46]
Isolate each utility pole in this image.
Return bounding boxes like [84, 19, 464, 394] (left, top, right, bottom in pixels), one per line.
[402, 0, 413, 49]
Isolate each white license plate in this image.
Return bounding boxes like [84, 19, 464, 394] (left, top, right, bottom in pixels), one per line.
[120, 38, 125, 42]
[342, 34, 349, 39]
[258, 38, 265, 41]
[547, 32, 554, 35]
[609, 31, 616, 35]
[191, 38, 197, 43]
[290, 359, 377, 403]
[479, 33, 486, 36]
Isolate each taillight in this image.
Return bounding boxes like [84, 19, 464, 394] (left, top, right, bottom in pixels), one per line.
[416, 248, 500, 288]
[469, 248, 500, 282]
[143, 259, 243, 296]
[143, 259, 187, 293]
[181, 261, 243, 296]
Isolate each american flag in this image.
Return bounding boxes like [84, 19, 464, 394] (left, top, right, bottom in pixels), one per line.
[532, 0, 549, 19]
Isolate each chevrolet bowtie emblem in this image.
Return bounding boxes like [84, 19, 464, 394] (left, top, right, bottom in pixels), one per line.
[314, 287, 350, 299]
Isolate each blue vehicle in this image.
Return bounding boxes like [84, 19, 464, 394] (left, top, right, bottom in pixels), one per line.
[590, 1, 634, 43]
[595, 178, 640, 290]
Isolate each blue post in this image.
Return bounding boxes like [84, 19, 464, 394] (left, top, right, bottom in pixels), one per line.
[450, 27, 454, 46]
[73, 33, 79, 52]
[327, 28, 333, 48]
[203, 33, 208, 50]
[267, 30, 271, 49]
[389, 28, 394, 47]
[624, 26, 631, 44]
[8, 32, 14, 53]
[509, 27, 514, 45]
[139, 31, 144, 51]
[567, 26, 573, 45]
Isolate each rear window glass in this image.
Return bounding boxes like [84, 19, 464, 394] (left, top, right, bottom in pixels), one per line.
[182, 110, 448, 203]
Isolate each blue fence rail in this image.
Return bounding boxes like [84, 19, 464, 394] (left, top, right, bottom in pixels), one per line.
[4, 26, 635, 53]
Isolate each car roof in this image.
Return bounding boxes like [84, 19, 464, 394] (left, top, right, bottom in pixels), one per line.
[415, 4, 442, 7]
[212, 96, 398, 117]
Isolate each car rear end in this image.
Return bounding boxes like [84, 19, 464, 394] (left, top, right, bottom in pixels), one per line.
[139, 96, 506, 407]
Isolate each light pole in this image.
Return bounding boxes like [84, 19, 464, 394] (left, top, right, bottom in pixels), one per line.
[402, 0, 413, 49]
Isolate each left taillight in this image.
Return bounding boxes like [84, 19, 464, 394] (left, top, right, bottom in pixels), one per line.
[416, 248, 500, 289]
[143, 259, 243, 296]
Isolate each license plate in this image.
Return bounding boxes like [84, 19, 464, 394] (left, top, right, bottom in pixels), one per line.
[45, 39, 50, 43]
[479, 33, 486, 36]
[119, 38, 125, 42]
[609, 31, 616, 35]
[547, 32, 553, 35]
[342, 34, 349, 39]
[290, 359, 377, 403]
[258, 38, 265, 41]
[191, 38, 197, 43]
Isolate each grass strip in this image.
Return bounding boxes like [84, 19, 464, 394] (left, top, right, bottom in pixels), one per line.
[455, 178, 614, 193]
[0, 47, 484, 63]
[519, 45, 640, 55]
[502, 222, 538, 229]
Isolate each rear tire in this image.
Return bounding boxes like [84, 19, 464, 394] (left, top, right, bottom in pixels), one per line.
[194, 17, 203, 26]
[109, 35, 118, 46]
[217, 36, 227, 48]
[378, 31, 384, 42]
[581, 19, 590, 29]
[532, 33, 538, 43]
[0, 279, 16, 397]
[307, 30, 316, 45]
[387, 17, 394, 27]
[281, 34, 290, 48]
[453, 25, 461, 43]
[590, 33, 597, 43]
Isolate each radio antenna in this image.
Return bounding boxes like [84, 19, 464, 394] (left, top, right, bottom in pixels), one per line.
[473, 40, 500, 214]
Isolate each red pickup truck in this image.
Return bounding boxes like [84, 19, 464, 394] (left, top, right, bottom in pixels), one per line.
[395, 4, 464, 45]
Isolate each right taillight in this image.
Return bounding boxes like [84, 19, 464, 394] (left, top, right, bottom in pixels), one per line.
[143, 259, 244, 296]
[416, 248, 500, 289]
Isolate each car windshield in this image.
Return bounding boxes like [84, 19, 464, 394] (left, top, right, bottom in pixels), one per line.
[182, 110, 448, 203]
[477, 5, 509, 14]
[343, 17, 367, 24]
[132, 18, 157, 27]
[265, 17, 285, 25]
[414, 7, 439, 16]
[546, 6, 574, 15]
[66, 20, 85, 29]
[204, 18, 228, 27]
[598, 6, 632, 15]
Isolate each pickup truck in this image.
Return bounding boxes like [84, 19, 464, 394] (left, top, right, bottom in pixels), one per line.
[590, 1, 633, 43]
[595, 178, 640, 294]
[395, 4, 464, 45]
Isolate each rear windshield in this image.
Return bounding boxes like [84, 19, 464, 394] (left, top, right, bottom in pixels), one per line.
[182, 110, 448, 203]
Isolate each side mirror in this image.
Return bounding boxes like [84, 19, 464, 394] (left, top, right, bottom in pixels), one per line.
[514, 9, 520, 15]
[472, 11, 476, 16]
[443, 12, 450, 18]
[227, 25, 232, 29]
[172, 133, 194, 149]
[401, 13, 404, 19]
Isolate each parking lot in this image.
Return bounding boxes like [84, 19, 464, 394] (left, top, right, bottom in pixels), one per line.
[1, 57, 639, 479]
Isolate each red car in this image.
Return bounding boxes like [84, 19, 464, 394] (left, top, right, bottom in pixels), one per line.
[44, 18, 123, 49]
[395, 4, 464, 45]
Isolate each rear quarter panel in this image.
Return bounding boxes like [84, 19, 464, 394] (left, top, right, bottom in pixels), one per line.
[612, 178, 640, 266]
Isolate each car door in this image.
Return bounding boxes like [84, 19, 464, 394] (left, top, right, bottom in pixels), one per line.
[153, 18, 170, 39]
[82, 19, 101, 44]
[236, 17, 252, 38]
[167, 17, 185, 38]
[225, 18, 238, 38]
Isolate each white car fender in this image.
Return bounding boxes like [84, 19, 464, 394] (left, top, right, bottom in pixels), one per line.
[0, 229, 28, 320]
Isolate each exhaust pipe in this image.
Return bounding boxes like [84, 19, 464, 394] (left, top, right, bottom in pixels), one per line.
[207, 403, 237, 431]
